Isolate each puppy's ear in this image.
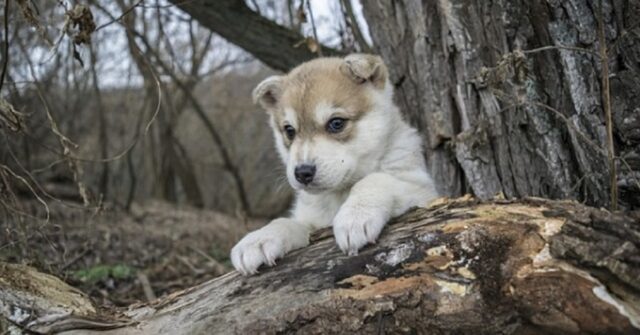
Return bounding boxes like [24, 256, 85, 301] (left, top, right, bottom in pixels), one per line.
[340, 54, 388, 89]
[252, 75, 284, 110]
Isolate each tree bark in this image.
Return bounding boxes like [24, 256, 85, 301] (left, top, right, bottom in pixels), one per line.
[360, 0, 640, 209]
[2, 198, 639, 334]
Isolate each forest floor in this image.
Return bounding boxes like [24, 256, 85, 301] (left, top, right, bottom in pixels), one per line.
[0, 199, 264, 307]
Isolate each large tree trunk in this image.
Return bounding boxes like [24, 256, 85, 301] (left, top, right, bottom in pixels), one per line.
[2, 198, 639, 334]
[361, 0, 640, 209]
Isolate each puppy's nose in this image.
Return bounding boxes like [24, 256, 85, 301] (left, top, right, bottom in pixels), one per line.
[294, 164, 316, 185]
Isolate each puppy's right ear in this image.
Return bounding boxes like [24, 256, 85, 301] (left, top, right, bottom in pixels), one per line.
[252, 75, 283, 110]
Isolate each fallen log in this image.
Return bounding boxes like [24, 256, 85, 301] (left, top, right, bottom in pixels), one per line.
[1, 197, 639, 334]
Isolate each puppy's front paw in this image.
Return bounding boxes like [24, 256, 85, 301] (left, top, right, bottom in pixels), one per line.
[230, 219, 309, 275]
[332, 203, 389, 256]
[230, 230, 286, 276]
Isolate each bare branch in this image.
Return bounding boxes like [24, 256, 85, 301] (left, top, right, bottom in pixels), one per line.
[168, 0, 341, 71]
[340, 0, 372, 53]
[305, 0, 322, 56]
[0, 0, 9, 93]
[95, 0, 144, 31]
[596, 0, 618, 210]
[523, 45, 599, 57]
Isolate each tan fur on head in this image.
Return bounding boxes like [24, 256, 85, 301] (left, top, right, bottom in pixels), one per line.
[252, 54, 388, 113]
[339, 54, 387, 89]
[252, 75, 283, 110]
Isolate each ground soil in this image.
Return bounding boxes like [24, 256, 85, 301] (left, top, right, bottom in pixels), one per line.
[0, 199, 265, 307]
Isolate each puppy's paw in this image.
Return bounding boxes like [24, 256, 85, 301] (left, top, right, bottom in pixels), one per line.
[230, 219, 308, 275]
[332, 203, 388, 256]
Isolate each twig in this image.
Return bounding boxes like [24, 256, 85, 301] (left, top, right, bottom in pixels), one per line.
[523, 103, 640, 204]
[18, 35, 162, 165]
[138, 0, 196, 9]
[126, 26, 252, 216]
[528, 101, 606, 156]
[596, 0, 618, 210]
[339, 0, 372, 53]
[188, 245, 227, 273]
[3, 130, 97, 211]
[0, 167, 49, 224]
[0, 164, 52, 251]
[249, 0, 261, 15]
[0, 0, 9, 93]
[33, 87, 91, 205]
[60, 247, 91, 271]
[523, 45, 599, 57]
[569, 173, 594, 193]
[607, 20, 640, 57]
[176, 255, 204, 275]
[287, 0, 295, 29]
[618, 157, 640, 192]
[137, 272, 157, 301]
[306, 0, 322, 56]
[95, 0, 144, 31]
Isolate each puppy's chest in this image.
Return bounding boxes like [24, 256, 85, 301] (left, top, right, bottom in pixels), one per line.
[298, 191, 349, 229]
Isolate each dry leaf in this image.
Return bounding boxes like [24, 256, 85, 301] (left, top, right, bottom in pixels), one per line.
[0, 98, 26, 132]
[296, 2, 307, 23]
[306, 37, 319, 53]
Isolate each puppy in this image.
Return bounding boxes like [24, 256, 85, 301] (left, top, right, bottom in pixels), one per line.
[231, 54, 438, 275]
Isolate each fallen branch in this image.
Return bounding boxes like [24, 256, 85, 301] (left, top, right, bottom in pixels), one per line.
[1, 197, 638, 334]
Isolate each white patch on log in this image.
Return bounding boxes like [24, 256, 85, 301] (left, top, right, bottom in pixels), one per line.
[327, 259, 338, 271]
[592, 285, 640, 329]
[434, 279, 469, 296]
[374, 242, 414, 266]
[540, 219, 564, 238]
[532, 244, 553, 266]
[456, 267, 476, 279]
[7, 324, 22, 335]
[9, 306, 29, 323]
[363, 300, 395, 319]
[418, 232, 438, 243]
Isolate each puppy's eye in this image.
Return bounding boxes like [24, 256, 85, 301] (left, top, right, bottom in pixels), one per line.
[283, 125, 296, 140]
[326, 117, 347, 134]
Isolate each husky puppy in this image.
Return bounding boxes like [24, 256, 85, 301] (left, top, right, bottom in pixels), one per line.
[231, 54, 438, 275]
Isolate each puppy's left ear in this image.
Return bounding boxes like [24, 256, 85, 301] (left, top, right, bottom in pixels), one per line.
[252, 75, 284, 111]
[340, 54, 388, 89]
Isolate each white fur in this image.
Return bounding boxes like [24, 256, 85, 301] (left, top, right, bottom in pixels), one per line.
[231, 61, 438, 275]
[314, 101, 338, 124]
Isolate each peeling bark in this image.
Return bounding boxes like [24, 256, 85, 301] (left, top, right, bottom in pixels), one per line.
[2, 198, 639, 334]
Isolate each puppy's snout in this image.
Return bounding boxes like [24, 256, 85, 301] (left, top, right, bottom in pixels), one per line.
[294, 164, 316, 185]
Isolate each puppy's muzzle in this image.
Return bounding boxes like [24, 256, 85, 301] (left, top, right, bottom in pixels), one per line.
[294, 164, 316, 185]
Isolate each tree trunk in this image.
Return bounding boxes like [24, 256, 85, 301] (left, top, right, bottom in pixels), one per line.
[360, 0, 640, 209]
[2, 198, 639, 334]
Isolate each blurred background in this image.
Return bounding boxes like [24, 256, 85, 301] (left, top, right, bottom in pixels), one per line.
[1, 0, 638, 307]
[0, 0, 374, 305]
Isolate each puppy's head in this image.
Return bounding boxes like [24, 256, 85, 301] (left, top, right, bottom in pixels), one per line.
[253, 54, 394, 193]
